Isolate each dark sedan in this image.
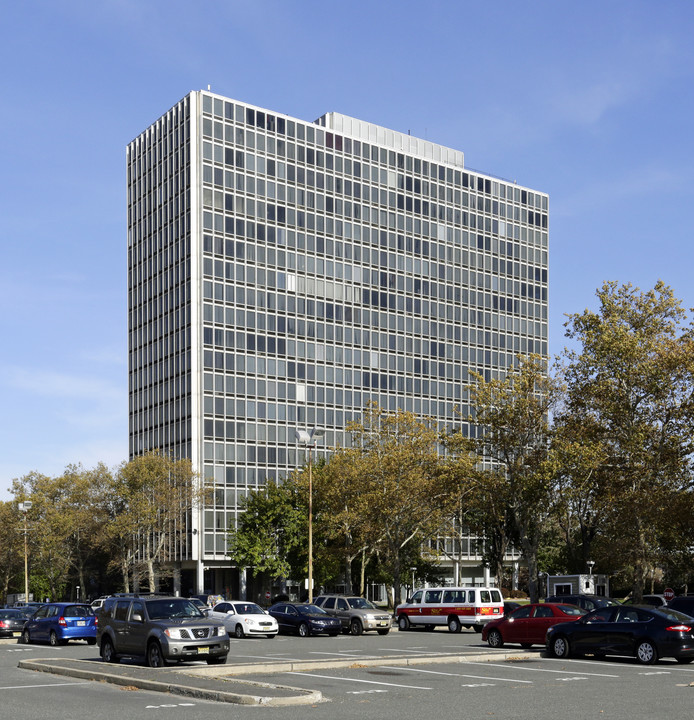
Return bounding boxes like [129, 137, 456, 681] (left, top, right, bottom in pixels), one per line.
[0, 609, 30, 638]
[546, 605, 694, 664]
[483, 603, 585, 648]
[268, 602, 341, 637]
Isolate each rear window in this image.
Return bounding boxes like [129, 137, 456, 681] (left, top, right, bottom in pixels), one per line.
[63, 605, 94, 618]
[557, 605, 584, 616]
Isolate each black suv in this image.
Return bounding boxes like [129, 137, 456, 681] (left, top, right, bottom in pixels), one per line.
[545, 594, 619, 612]
[97, 595, 229, 667]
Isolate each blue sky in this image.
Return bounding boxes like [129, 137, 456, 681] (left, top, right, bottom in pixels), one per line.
[1, 0, 693, 499]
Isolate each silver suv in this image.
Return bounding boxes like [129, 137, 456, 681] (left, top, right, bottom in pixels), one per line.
[313, 594, 392, 635]
[97, 595, 229, 667]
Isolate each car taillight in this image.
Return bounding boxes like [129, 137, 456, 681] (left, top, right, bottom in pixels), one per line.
[0, 621, 6, 629]
[59, 617, 67, 627]
[665, 624, 691, 632]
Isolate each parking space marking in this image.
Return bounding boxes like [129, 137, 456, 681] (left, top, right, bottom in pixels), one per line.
[468, 661, 619, 678]
[288, 672, 432, 690]
[308, 651, 370, 657]
[0, 682, 91, 690]
[380, 666, 533, 683]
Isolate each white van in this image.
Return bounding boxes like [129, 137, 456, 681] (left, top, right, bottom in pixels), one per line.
[395, 587, 504, 632]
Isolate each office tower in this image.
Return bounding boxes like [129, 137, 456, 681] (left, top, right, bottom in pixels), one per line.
[127, 91, 548, 596]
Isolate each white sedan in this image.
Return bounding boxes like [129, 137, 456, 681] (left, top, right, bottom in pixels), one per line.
[208, 601, 279, 638]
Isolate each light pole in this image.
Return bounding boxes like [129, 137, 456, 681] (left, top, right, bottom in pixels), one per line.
[295, 427, 325, 603]
[18, 501, 32, 603]
[411, 567, 417, 594]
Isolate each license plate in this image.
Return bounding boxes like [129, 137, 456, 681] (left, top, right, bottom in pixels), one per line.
[13, 632, 21, 637]
[378, 621, 389, 626]
[197, 646, 209, 655]
[77, 621, 86, 626]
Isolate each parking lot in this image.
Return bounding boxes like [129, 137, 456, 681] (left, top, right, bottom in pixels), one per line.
[2, 630, 694, 720]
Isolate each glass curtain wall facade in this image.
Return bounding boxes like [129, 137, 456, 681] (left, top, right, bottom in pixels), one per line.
[127, 90, 548, 595]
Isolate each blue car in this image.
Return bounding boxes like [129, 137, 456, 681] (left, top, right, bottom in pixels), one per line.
[22, 603, 97, 646]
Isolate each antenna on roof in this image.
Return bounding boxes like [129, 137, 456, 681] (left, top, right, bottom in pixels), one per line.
[207, 85, 211, 91]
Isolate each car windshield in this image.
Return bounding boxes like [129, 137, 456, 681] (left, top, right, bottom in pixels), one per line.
[232, 603, 264, 615]
[146, 599, 203, 620]
[295, 604, 326, 615]
[0, 610, 21, 619]
[347, 597, 376, 610]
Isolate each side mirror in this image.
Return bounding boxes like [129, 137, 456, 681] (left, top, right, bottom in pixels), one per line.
[131, 612, 143, 623]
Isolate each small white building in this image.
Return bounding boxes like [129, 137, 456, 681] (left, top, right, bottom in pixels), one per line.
[547, 574, 610, 598]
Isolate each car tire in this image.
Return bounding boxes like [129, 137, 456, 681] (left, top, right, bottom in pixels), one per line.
[676, 657, 693, 664]
[377, 629, 390, 635]
[266, 634, 276, 639]
[21, 629, 31, 645]
[398, 615, 410, 631]
[87, 637, 97, 646]
[473, 624, 483, 633]
[206, 656, 227, 665]
[234, 624, 245, 639]
[147, 641, 167, 668]
[49, 631, 65, 647]
[350, 619, 363, 636]
[636, 640, 658, 665]
[100, 637, 119, 663]
[551, 635, 571, 659]
[298, 622, 309, 637]
[447, 616, 462, 633]
[487, 629, 504, 648]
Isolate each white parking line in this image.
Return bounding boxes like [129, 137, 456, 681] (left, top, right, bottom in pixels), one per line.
[380, 665, 533, 684]
[467, 661, 620, 678]
[288, 672, 432, 690]
[308, 651, 369, 657]
[378, 648, 440, 654]
[0, 682, 91, 690]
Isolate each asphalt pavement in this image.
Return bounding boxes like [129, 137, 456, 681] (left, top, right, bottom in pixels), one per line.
[2, 634, 535, 706]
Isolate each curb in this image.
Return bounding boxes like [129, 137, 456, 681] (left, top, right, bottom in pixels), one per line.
[16, 649, 540, 706]
[17, 658, 323, 707]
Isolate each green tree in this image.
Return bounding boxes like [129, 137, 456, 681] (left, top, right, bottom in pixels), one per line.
[227, 479, 308, 581]
[112, 452, 199, 592]
[469, 355, 561, 603]
[562, 281, 694, 600]
[344, 403, 466, 607]
[0, 501, 24, 603]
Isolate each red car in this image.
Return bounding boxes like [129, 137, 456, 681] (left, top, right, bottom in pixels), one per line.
[482, 603, 585, 648]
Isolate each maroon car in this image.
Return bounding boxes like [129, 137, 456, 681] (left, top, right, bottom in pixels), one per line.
[482, 603, 585, 648]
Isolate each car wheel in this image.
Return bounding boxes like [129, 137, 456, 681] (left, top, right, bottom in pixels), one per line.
[49, 631, 65, 647]
[298, 622, 309, 637]
[398, 615, 410, 631]
[22, 629, 31, 645]
[147, 641, 167, 668]
[473, 624, 483, 633]
[377, 629, 390, 636]
[100, 637, 119, 663]
[487, 629, 504, 648]
[676, 657, 693, 664]
[551, 635, 571, 659]
[234, 624, 245, 639]
[447, 616, 462, 633]
[86, 637, 97, 646]
[636, 640, 658, 665]
[206, 656, 227, 665]
[350, 619, 363, 636]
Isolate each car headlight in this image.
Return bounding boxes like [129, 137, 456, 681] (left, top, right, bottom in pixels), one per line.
[312, 619, 327, 625]
[215, 625, 226, 636]
[165, 628, 185, 639]
[364, 614, 376, 620]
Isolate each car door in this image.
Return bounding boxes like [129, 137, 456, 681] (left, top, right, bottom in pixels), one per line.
[123, 600, 147, 655]
[571, 607, 618, 654]
[529, 605, 557, 644]
[28, 605, 49, 640]
[611, 606, 650, 656]
[336, 598, 350, 628]
[505, 605, 532, 643]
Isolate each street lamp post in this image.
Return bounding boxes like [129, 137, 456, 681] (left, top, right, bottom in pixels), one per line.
[295, 428, 325, 603]
[18, 501, 32, 603]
